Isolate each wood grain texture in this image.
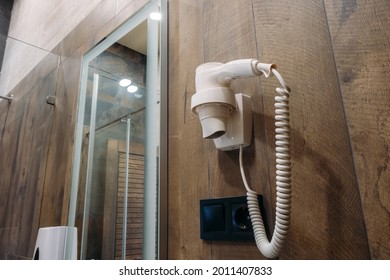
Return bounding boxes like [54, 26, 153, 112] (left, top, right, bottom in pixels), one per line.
[0, 56, 57, 259]
[167, 0, 272, 260]
[252, 0, 370, 259]
[51, 0, 116, 59]
[324, 0, 390, 259]
[39, 49, 82, 229]
[103, 139, 145, 260]
[1, 0, 387, 261]
[0, 0, 151, 259]
[102, 139, 119, 259]
[0, 100, 10, 145]
[202, 0, 270, 260]
[167, 0, 212, 259]
[115, 151, 144, 259]
[168, 0, 372, 259]
[114, 0, 150, 29]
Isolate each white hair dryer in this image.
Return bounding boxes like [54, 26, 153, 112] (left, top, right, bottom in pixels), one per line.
[191, 59, 292, 259]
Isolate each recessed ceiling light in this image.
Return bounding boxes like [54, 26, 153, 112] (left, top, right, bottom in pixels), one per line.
[134, 92, 143, 99]
[127, 85, 138, 93]
[119, 79, 131, 87]
[149, 12, 161, 21]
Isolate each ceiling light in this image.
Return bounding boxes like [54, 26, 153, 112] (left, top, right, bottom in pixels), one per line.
[119, 79, 131, 87]
[127, 85, 138, 93]
[149, 12, 161, 21]
[134, 92, 143, 99]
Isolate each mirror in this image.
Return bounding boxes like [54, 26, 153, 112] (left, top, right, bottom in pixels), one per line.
[68, 0, 166, 260]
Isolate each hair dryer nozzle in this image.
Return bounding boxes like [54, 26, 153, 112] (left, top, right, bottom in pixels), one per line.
[196, 104, 231, 139]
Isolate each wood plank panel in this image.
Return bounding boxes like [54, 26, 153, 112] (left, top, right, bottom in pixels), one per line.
[324, 0, 390, 259]
[39, 48, 83, 228]
[167, 0, 211, 259]
[103, 139, 145, 259]
[0, 60, 57, 259]
[0, 91, 31, 259]
[114, 0, 150, 29]
[202, 0, 270, 260]
[20, 70, 57, 257]
[0, 100, 10, 138]
[115, 151, 144, 260]
[169, 0, 371, 260]
[102, 139, 119, 259]
[252, 0, 370, 259]
[0, 0, 153, 260]
[52, 0, 116, 59]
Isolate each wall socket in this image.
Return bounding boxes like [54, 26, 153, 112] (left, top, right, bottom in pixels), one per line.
[200, 195, 265, 241]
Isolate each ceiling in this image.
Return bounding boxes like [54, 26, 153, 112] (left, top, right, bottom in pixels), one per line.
[117, 20, 147, 55]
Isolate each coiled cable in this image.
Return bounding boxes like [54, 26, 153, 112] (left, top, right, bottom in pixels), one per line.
[239, 67, 291, 259]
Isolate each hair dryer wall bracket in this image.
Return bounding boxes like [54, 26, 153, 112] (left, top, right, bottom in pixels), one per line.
[191, 59, 277, 150]
[213, 93, 252, 151]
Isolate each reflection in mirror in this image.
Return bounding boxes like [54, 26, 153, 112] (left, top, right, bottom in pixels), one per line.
[80, 44, 147, 260]
[69, 1, 165, 260]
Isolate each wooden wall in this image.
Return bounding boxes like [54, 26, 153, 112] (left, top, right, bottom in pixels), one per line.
[324, 0, 390, 260]
[0, 0, 149, 260]
[0, 0, 389, 260]
[167, 0, 390, 259]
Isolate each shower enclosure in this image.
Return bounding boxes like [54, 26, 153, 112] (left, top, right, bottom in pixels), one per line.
[68, 0, 166, 260]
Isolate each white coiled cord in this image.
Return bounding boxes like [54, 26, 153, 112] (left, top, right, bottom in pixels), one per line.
[239, 67, 291, 259]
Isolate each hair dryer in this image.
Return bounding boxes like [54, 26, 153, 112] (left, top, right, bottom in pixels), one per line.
[191, 58, 292, 259]
[191, 59, 275, 140]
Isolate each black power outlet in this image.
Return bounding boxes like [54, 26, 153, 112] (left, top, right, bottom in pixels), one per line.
[200, 195, 264, 241]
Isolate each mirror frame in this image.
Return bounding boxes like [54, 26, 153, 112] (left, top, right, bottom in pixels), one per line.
[68, 0, 167, 260]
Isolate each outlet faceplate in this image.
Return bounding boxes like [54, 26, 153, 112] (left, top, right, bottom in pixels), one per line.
[200, 195, 264, 241]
